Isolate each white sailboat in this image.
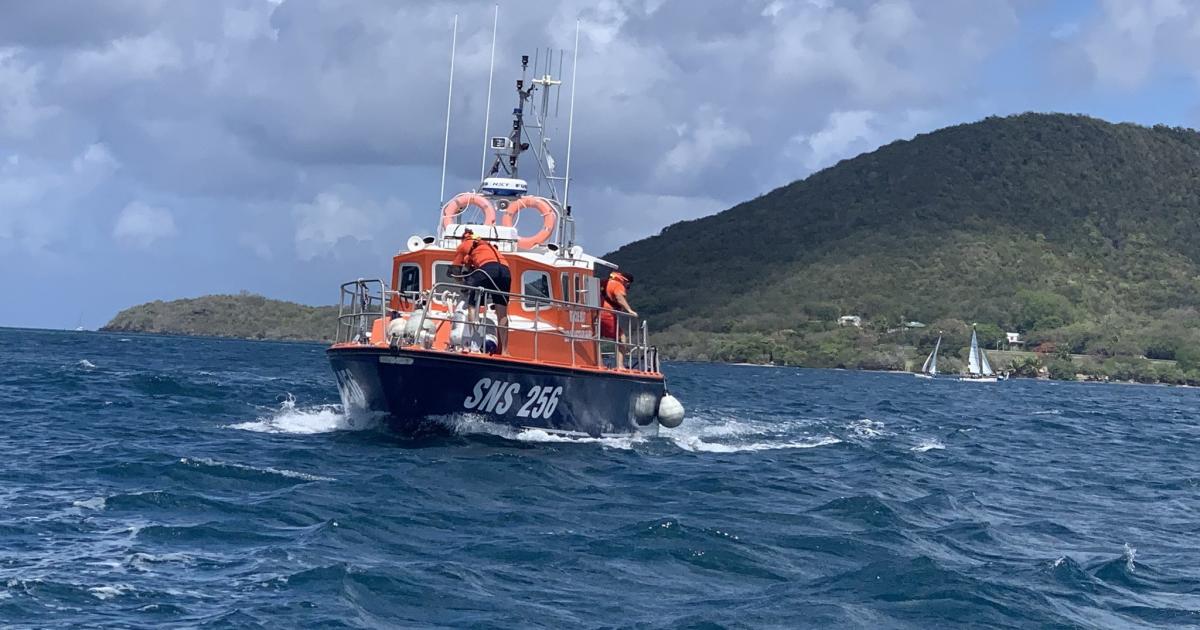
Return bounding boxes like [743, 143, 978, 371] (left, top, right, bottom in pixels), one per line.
[917, 336, 941, 379]
[960, 328, 1002, 382]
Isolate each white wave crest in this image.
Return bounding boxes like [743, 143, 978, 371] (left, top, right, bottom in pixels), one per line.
[442, 414, 645, 450]
[178, 456, 334, 482]
[441, 412, 842, 454]
[88, 584, 132, 600]
[690, 418, 764, 438]
[910, 439, 946, 452]
[1123, 542, 1137, 572]
[125, 552, 193, 572]
[671, 435, 842, 453]
[76, 359, 97, 370]
[658, 411, 841, 453]
[72, 496, 106, 511]
[227, 393, 370, 435]
[847, 418, 887, 439]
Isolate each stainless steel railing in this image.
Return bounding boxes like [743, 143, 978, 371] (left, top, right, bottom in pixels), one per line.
[335, 277, 660, 373]
[411, 281, 658, 373]
[335, 279, 388, 344]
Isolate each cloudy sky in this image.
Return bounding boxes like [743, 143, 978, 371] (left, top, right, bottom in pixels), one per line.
[3, 0, 1200, 329]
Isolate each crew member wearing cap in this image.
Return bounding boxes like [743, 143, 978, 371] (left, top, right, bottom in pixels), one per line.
[450, 228, 512, 354]
[599, 271, 637, 367]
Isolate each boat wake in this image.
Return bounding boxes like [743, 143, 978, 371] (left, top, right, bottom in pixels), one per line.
[227, 394, 373, 434]
[439, 410, 846, 453]
[230, 403, 844, 454]
[438, 413, 648, 449]
[667, 414, 843, 452]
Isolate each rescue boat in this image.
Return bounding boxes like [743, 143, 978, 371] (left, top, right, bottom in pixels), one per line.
[326, 55, 684, 438]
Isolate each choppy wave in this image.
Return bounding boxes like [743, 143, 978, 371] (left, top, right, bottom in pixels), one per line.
[5, 329, 1200, 628]
[911, 438, 946, 452]
[87, 584, 132, 600]
[178, 457, 335, 482]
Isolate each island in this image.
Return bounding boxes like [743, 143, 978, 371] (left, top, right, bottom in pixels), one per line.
[106, 113, 1200, 385]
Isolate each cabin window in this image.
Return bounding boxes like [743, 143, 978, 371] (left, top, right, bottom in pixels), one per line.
[585, 277, 600, 308]
[432, 262, 460, 303]
[399, 264, 421, 296]
[560, 273, 571, 304]
[521, 270, 552, 310]
[574, 274, 585, 303]
[433, 262, 453, 287]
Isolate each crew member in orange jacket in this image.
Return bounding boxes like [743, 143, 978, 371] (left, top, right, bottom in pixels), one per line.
[451, 228, 512, 354]
[599, 271, 637, 367]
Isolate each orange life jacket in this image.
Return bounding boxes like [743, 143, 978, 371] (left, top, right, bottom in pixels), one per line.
[453, 237, 507, 269]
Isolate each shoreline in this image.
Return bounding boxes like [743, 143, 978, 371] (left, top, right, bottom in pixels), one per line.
[15, 326, 1194, 388]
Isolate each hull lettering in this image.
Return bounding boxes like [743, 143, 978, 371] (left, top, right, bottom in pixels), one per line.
[463, 378, 562, 420]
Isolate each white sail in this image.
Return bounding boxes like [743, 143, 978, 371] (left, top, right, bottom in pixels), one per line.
[980, 342, 994, 376]
[922, 336, 941, 376]
[967, 330, 982, 376]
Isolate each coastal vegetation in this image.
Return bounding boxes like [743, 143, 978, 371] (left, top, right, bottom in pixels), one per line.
[102, 292, 336, 342]
[105, 114, 1200, 384]
[607, 113, 1200, 384]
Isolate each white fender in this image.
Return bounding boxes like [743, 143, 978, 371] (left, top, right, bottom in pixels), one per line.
[656, 394, 685, 428]
[633, 393, 658, 425]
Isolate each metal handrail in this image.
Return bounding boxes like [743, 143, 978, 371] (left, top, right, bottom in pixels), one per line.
[400, 280, 657, 373]
[335, 279, 388, 343]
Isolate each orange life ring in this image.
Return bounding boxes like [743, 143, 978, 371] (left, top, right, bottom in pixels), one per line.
[441, 193, 496, 229]
[500, 196, 556, 249]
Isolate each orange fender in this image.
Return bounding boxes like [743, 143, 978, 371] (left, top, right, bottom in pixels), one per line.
[501, 196, 557, 249]
[441, 193, 497, 229]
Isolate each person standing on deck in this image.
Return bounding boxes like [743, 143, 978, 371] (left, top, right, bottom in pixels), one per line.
[450, 228, 512, 354]
[599, 272, 637, 367]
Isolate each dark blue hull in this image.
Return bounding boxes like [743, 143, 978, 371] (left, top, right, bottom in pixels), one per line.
[327, 347, 666, 437]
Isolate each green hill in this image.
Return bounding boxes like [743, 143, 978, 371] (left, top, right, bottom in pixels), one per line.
[102, 293, 336, 342]
[607, 113, 1200, 381]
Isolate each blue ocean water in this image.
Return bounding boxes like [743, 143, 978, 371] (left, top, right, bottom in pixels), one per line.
[1, 328, 1199, 628]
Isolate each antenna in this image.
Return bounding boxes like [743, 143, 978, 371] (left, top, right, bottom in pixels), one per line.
[562, 20, 580, 208]
[555, 49, 564, 116]
[479, 5, 498, 183]
[439, 14, 458, 207]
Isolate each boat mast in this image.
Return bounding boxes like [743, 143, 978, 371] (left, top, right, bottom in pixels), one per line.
[480, 37, 579, 251]
[486, 56, 532, 180]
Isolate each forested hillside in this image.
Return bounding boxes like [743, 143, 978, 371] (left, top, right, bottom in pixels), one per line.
[103, 293, 336, 342]
[607, 113, 1200, 379]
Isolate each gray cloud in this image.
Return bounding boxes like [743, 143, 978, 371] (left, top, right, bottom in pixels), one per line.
[4, 0, 1195, 328]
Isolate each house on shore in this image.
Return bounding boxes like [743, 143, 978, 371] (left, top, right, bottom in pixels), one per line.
[839, 315, 863, 328]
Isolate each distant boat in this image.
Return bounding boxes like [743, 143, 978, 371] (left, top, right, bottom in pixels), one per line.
[961, 328, 1003, 382]
[917, 336, 941, 379]
[73, 312, 84, 332]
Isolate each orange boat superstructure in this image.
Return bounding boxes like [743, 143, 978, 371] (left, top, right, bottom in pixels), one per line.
[326, 54, 684, 437]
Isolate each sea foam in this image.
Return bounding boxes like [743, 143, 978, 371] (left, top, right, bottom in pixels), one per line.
[227, 393, 366, 435]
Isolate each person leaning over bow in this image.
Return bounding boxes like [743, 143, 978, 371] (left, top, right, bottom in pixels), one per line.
[599, 271, 637, 367]
[450, 228, 512, 354]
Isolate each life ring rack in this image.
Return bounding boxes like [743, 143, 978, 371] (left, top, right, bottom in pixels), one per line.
[500, 196, 557, 249]
[440, 193, 497, 229]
